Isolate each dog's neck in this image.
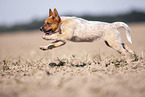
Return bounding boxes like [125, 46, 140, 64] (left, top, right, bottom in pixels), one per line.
[57, 21, 62, 34]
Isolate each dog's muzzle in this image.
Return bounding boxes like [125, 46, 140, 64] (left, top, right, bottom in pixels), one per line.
[40, 27, 53, 35]
[40, 27, 43, 31]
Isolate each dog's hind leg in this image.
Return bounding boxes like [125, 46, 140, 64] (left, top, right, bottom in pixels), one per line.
[40, 40, 66, 50]
[104, 31, 132, 62]
[121, 43, 138, 61]
[104, 40, 136, 58]
[105, 39, 131, 62]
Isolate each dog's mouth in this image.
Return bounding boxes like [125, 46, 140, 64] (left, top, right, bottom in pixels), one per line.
[44, 29, 53, 35]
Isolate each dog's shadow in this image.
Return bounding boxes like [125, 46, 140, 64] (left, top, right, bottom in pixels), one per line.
[49, 61, 65, 67]
[71, 63, 86, 67]
[49, 61, 87, 67]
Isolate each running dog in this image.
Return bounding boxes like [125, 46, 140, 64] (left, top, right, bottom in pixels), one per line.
[40, 8, 137, 62]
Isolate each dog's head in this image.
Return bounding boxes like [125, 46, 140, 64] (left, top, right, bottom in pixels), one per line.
[40, 8, 61, 35]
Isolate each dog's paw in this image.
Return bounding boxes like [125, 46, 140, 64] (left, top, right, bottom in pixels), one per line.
[42, 35, 51, 40]
[42, 36, 46, 39]
[40, 46, 48, 50]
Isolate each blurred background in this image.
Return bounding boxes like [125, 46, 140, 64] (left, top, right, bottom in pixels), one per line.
[0, 0, 145, 33]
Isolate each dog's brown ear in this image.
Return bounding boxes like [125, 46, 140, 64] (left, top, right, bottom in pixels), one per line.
[49, 9, 53, 16]
[53, 8, 61, 22]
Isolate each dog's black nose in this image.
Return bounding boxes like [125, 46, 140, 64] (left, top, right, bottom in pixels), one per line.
[40, 27, 43, 31]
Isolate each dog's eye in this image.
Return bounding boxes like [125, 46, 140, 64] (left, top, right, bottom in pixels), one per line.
[47, 22, 50, 25]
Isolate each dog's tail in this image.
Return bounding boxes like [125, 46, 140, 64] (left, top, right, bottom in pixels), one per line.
[113, 22, 132, 44]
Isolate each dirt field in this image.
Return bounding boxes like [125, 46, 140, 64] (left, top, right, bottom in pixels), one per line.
[0, 22, 145, 97]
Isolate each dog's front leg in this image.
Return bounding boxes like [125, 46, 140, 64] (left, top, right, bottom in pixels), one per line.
[42, 35, 55, 40]
[42, 33, 70, 40]
[40, 40, 66, 50]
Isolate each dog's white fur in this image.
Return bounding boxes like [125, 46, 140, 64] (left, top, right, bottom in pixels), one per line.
[60, 17, 132, 43]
